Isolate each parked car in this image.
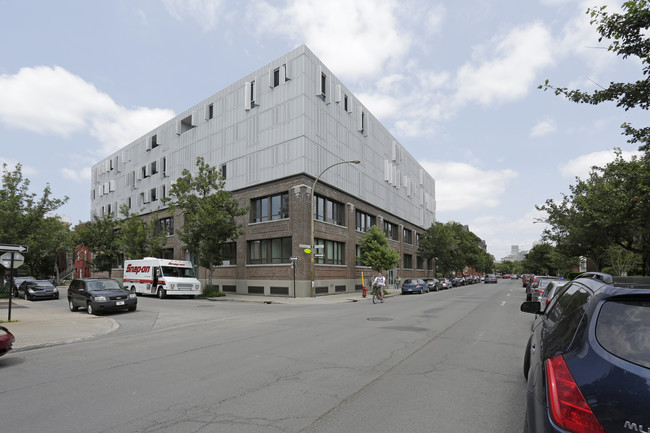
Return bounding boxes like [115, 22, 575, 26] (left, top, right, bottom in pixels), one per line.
[526, 276, 563, 301]
[401, 278, 428, 294]
[522, 274, 532, 288]
[484, 274, 498, 284]
[521, 272, 650, 433]
[423, 278, 441, 292]
[17, 280, 59, 301]
[0, 326, 15, 357]
[439, 278, 452, 289]
[68, 278, 137, 315]
[451, 277, 464, 287]
[537, 280, 567, 311]
[10, 276, 36, 297]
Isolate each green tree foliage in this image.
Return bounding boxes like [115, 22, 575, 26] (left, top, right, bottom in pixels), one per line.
[75, 214, 121, 278]
[0, 163, 71, 278]
[163, 157, 247, 285]
[540, 0, 650, 152]
[357, 225, 400, 273]
[418, 221, 493, 276]
[606, 244, 642, 275]
[521, 243, 578, 276]
[118, 204, 166, 260]
[538, 150, 650, 274]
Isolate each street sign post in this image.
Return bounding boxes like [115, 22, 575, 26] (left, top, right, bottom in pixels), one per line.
[1, 252, 24, 269]
[0, 244, 28, 253]
[1, 250, 26, 322]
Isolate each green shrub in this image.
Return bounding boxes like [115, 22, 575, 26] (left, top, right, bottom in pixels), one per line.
[200, 284, 225, 298]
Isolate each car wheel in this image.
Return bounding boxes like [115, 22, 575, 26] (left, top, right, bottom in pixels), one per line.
[87, 303, 97, 315]
[523, 337, 532, 380]
[128, 304, 137, 312]
[158, 288, 166, 299]
[24, 292, 29, 301]
[69, 299, 78, 312]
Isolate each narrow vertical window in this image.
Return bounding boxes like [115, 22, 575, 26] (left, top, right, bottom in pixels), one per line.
[344, 95, 349, 112]
[221, 164, 227, 179]
[208, 104, 214, 119]
[320, 73, 326, 97]
[273, 68, 280, 87]
[151, 134, 159, 149]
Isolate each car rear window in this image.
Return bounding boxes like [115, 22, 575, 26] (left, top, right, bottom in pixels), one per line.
[596, 299, 650, 369]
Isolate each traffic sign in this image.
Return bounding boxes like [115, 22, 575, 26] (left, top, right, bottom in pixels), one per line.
[304, 249, 312, 254]
[0, 244, 28, 253]
[314, 254, 324, 258]
[314, 244, 324, 249]
[289, 257, 298, 261]
[298, 244, 312, 249]
[1, 252, 24, 269]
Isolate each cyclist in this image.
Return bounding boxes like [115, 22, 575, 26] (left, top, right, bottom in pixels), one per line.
[372, 272, 386, 301]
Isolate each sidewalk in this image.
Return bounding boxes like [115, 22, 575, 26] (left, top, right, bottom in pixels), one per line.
[1, 289, 398, 352]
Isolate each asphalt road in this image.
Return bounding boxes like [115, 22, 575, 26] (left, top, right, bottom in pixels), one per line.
[0, 279, 532, 433]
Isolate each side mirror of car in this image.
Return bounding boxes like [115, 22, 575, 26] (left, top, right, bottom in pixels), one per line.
[520, 301, 541, 315]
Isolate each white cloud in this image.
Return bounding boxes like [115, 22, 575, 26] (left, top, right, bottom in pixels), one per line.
[0, 158, 37, 176]
[470, 210, 546, 260]
[559, 149, 642, 180]
[249, 0, 412, 80]
[530, 116, 556, 138]
[162, 0, 225, 32]
[420, 160, 518, 212]
[454, 22, 554, 107]
[0, 66, 175, 157]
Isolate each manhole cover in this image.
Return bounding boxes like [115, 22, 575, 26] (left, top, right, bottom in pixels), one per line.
[367, 317, 393, 321]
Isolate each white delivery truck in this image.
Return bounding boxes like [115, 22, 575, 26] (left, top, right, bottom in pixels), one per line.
[123, 257, 202, 299]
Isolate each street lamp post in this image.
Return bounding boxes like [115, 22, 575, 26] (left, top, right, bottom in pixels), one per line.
[310, 159, 361, 297]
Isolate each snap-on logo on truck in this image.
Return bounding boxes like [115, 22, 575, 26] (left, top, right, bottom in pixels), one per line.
[125, 264, 151, 274]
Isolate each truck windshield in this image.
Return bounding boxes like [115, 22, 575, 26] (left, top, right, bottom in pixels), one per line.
[161, 266, 195, 278]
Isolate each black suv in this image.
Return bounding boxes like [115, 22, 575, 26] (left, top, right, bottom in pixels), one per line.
[520, 272, 650, 433]
[68, 278, 137, 315]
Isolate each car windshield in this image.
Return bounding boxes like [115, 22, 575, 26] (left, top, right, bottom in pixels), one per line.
[87, 280, 123, 291]
[161, 266, 195, 278]
[33, 281, 53, 287]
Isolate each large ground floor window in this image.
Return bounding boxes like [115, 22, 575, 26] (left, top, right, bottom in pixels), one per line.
[315, 238, 344, 265]
[247, 237, 292, 264]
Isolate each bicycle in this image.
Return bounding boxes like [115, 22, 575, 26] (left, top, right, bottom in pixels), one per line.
[371, 284, 384, 304]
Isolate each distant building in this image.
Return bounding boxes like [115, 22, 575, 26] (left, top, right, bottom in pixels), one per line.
[502, 245, 527, 262]
[90, 45, 436, 297]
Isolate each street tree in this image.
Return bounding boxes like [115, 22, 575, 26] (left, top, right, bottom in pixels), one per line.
[0, 163, 70, 277]
[540, 0, 650, 152]
[75, 214, 121, 278]
[118, 204, 167, 260]
[357, 225, 400, 274]
[162, 157, 247, 286]
[538, 150, 650, 274]
[417, 222, 455, 276]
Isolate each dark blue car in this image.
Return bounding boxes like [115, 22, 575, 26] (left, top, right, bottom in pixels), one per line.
[520, 272, 650, 433]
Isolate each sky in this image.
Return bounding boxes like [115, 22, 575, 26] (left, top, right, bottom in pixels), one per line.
[0, 0, 646, 261]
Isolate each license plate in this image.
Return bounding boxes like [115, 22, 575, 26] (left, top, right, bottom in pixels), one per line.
[116, 301, 125, 306]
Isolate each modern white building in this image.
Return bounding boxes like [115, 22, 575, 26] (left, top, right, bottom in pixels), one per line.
[91, 45, 436, 297]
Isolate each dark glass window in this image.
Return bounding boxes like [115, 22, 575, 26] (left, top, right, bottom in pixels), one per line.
[251, 193, 289, 223]
[157, 217, 174, 236]
[315, 238, 344, 265]
[313, 194, 344, 226]
[247, 237, 292, 264]
[384, 221, 398, 241]
[596, 299, 650, 368]
[273, 68, 280, 87]
[355, 210, 375, 232]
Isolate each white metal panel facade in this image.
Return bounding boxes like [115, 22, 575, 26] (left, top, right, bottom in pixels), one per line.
[91, 45, 435, 228]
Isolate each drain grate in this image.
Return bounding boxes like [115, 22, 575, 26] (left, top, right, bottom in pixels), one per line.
[367, 317, 393, 321]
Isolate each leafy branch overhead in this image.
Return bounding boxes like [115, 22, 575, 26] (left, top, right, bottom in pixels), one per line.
[539, 0, 650, 151]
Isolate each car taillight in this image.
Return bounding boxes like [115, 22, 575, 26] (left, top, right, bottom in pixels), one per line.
[546, 356, 605, 433]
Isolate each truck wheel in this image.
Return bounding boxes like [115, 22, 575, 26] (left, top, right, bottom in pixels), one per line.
[158, 288, 167, 299]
